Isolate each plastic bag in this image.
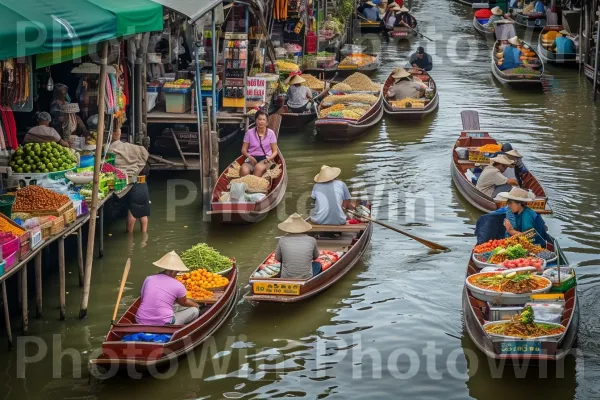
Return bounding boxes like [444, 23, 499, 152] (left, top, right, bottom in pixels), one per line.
[230, 182, 247, 201]
[38, 177, 72, 195]
[526, 302, 564, 324]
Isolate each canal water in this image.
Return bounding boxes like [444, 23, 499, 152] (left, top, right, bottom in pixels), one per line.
[2, 0, 600, 399]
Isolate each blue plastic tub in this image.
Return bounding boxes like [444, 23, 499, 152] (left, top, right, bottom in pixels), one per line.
[79, 155, 94, 168]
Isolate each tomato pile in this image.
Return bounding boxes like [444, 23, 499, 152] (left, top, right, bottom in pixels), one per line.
[474, 239, 506, 254]
[502, 257, 544, 270]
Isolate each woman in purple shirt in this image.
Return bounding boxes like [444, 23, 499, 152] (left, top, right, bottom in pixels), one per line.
[136, 251, 200, 325]
[240, 110, 279, 177]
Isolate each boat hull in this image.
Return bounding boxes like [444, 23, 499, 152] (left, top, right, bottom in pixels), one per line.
[382, 69, 439, 120]
[511, 11, 546, 30]
[491, 41, 544, 90]
[473, 17, 495, 43]
[537, 26, 578, 66]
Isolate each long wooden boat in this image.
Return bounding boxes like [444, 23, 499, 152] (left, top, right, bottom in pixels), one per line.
[463, 239, 578, 361]
[278, 84, 330, 132]
[382, 68, 439, 120]
[90, 267, 238, 369]
[389, 25, 419, 40]
[359, 17, 382, 33]
[208, 115, 287, 224]
[451, 111, 551, 214]
[336, 62, 380, 77]
[510, 9, 546, 30]
[473, 16, 495, 42]
[491, 40, 544, 90]
[315, 91, 383, 142]
[537, 25, 578, 65]
[244, 200, 372, 303]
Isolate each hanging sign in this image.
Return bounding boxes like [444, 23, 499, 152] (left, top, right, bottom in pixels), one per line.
[246, 77, 266, 102]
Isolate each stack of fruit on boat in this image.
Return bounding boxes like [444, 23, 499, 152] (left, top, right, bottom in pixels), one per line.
[332, 73, 382, 92]
[339, 53, 378, 68]
[390, 98, 426, 109]
[276, 60, 300, 73]
[473, 234, 555, 271]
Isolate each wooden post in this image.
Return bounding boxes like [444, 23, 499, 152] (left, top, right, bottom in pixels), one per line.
[201, 123, 211, 206]
[21, 267, 28, 334]
[80, 41, 109, 319]
[2, 282, 12, 348]
[35, 253, 42, 318]
[77, 227, 84, 287]
[579, 7, 584, 75]
[59, 238, 66, 320]
[99, 205, 104, 259]
[170, 129, 188, 168]
[594, 14, 600, 100]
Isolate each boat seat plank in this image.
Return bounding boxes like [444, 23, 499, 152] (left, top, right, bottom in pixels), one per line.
[110, 325, 183, 334]
[309, 223, 368, 232]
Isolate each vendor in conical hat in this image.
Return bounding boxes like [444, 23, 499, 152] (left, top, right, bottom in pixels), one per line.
[497, 188, 548, 245]
[275, 213, 320, 279]
[485, 6, 505, 27]
[310, 165, 354, 226]
[386, 67, 427, 100]
[357, 0, 380, 22]
[475, 154, 519, 199]
[135, 251, 201, 326]
[550, 29, 576, 55]
[395, 6, 416, 29]
[500, 36, 524, 71]
[285, 73, 313, 114]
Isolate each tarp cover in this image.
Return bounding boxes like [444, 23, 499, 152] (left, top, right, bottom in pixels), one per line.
[0, 0, 163, 60]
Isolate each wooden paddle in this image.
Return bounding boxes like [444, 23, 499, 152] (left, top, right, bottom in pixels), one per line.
[111, 258, 131, 324]
[399, 22, 434, 41]
[346, 210, 449, 251]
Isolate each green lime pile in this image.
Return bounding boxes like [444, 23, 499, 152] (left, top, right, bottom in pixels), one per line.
[10, 143, 77, 174]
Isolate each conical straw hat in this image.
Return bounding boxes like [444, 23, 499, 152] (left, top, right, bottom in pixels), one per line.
[278, 213, 312, 233]
[314, 165, 341, 183]
[498, 187, 535, 202]
[153, 251, 189, 272]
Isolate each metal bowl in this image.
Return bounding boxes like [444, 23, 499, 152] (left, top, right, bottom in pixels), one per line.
[466, 272, 552, 305]
[483, 320, 565, 342]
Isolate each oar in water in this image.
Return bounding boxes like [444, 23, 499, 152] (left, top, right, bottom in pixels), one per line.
[346, 210, 449, 251]
[399, 23, 433, 41]
[111, 258, 131, 324]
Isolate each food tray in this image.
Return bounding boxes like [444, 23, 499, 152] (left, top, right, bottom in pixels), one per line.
[466, 272, 552, 305]
[483, 321, 565, 342]
[472, 253, 547, 270]
[63, 207, 76, 225]
[65, 171, 94, 185]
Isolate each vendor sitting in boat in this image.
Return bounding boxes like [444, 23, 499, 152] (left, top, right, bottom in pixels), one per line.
[358, 0, 380, 21]
[408, 47, 433, 71]
[310, 165, 355, 225]
[501, 143, 528, 186]
[550, 29, 576, 54]
[285, 74, 313, 113]
[475, 155, 519, 198]
[275, 213, 320, 279]
[499, 36, 523, 71]
[485, 6, 505, 27]
[382, 3, 401, 31]
[498, 187, 548, 245]
[136, 251, 200, 325]
[377, 0, 388, 20]
[386, 68, 427, 100]
[394, 6, 416, 29]
[240, 110, 279, 177]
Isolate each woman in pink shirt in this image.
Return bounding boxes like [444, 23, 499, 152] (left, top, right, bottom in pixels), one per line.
[240, 110, 279, 177]
[136, 251, 200, 325]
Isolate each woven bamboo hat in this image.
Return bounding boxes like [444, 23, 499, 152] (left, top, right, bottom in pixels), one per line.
[559, 29, 570, 35]
[278, 213, 312, 233]
[153, 251, 189, 272]
[288, 75, 306, 85]
[491, 6, 503, 15]
[61, 103, 80, 113]
[489, 154, 515, 166]
[392, 67, 411, 79]
[388, 3, 401, 11]
[501, 143, 522, 158]
[314, 165, 341, 183]
[400, 6, 410, 12]
[508, 36, 521, 46]
[498, 187, 536, 202]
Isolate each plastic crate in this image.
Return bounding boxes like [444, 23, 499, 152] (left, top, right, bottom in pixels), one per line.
[106, 153, 116, 166]
[1, 236, 19, 259]
[0, 213, 29, 246]
[115, 179, 127, 192]
[0, 195, 15, 218]
[79, 155, 94, 168]
[164, 91, 191, 113]
[63, 207, 76, 225]
[19, 240, 30, 260]
[4, 250, 18, 272]
[30, 228, 42, 249]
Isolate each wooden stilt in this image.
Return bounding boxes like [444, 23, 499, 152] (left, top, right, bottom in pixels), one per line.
[21, 266, 28, 335]
[35, 253, 42, 318]
[17, 270, 22, 311]
[99, 206, 104, 259]
[171, 129, 188, 168]
[2, 282, 12, 348]
[77, 227, 84, 287]
[59, 238, 66, 320]
[80, 41, 109, 319]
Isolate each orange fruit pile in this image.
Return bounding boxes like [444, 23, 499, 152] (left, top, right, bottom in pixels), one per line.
[177, 269, 229, 293]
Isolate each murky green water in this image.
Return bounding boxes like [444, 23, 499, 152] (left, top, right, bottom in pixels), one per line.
[2, 1, 600, 399]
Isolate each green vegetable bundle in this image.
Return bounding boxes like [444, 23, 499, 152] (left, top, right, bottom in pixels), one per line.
[506, 244, 528, 260]
[180, 243, 232, 272]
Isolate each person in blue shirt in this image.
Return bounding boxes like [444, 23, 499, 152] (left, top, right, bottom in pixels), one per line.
[358, 1, 380, 21]
[551, 30, 576, 54]
[498, 188, 548, 246]
[501, 143, 528, 186]
[534, 0, 546, 13]
[500, 36, 523, 71]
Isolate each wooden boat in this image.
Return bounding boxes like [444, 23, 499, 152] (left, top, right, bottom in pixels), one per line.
[450, 110, 551, 214]
[383, 68, 439, 120]
[278, 84, 330, 132]
[208, 114, 288, 224]
[359, 17, 382, 33]
[510, 9, 546, 30]
[472, 15, 495, 42]
[90, 267, 238, 369]
[491, 41, 544, 90]
[244, 200, 372, 303]
[389, 25, 419, 40]
[315, 91, 384, 142]
[537, 25, 578, 65]
[463, 239, 579, 361]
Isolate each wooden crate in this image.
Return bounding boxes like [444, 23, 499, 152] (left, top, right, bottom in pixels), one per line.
[40, 220, 53, 240]
[20, 201, 72, 219]
[63, 207, 76, 225]
[50, 217, 65, 235]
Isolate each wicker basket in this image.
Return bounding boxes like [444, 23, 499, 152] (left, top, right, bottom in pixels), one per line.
[468, 149, 490, 163]
[63, 207, 76, 225]
[50, 217, 65, 235]
[40, 220, 53, 240]
[20, 201, 73, 218]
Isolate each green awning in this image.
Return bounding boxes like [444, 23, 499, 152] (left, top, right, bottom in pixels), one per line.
[0, 0, 164, 61]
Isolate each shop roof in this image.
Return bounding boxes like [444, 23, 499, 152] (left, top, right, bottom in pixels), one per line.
[0, 0, 163, 61]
